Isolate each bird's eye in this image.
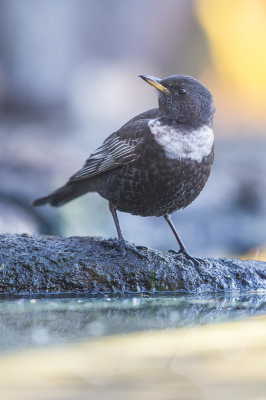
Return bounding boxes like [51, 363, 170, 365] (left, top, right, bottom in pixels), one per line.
[178, 88, 186, 95]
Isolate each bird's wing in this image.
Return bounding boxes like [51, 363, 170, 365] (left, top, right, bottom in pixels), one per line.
[69, 135, 138, 181]
[69, 110, 158, 182]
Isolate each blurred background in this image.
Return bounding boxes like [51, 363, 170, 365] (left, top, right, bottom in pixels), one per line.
[1, 0, 266, 258]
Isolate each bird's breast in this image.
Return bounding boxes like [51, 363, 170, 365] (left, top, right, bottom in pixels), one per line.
[148, 118, 214, 163]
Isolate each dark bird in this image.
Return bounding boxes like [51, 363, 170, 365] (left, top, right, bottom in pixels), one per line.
[32, 74, 215, 264]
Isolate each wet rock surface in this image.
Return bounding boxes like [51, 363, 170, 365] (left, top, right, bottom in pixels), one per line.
[0, 233, 266, 294]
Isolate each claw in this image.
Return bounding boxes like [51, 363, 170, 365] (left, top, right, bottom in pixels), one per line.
[168, 249, 206, 266]
[103, 239, 149, 260]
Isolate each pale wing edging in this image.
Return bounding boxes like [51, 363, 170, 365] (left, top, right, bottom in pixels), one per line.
[70, 136, 142, 181]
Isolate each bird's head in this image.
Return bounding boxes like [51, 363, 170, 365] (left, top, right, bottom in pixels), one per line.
[139, 74, 215, 129]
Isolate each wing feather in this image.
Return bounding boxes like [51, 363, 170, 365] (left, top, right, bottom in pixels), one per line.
[69, 110, 157, 182]
[69, 135, 140, 181]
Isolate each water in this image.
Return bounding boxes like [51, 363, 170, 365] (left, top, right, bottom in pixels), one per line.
[0, 292, 266, 399]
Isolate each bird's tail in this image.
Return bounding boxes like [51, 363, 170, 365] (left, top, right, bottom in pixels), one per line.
[32, 183, 90, 207]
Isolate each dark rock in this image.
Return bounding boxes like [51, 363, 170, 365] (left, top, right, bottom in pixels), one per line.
[0, 234, 265, 295]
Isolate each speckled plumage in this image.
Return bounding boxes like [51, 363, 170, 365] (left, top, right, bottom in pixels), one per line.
[92, 117, 214, 217]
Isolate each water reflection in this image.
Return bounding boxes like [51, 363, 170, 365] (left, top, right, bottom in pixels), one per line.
[0, 292, 266, 353]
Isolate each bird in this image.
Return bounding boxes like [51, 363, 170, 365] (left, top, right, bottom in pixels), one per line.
[32, 74, 215, 265]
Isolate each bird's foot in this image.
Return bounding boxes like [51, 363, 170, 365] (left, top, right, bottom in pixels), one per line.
[168, 249, 206, 266]
[103, 239, 149, 260]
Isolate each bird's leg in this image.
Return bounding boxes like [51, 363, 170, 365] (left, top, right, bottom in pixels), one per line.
[106, 203, 148, 260]
[164, 214, 205, 266]
[109, 203, 124, 243]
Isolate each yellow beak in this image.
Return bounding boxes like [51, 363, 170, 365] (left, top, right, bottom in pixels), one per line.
[139, 75, 171, 93]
